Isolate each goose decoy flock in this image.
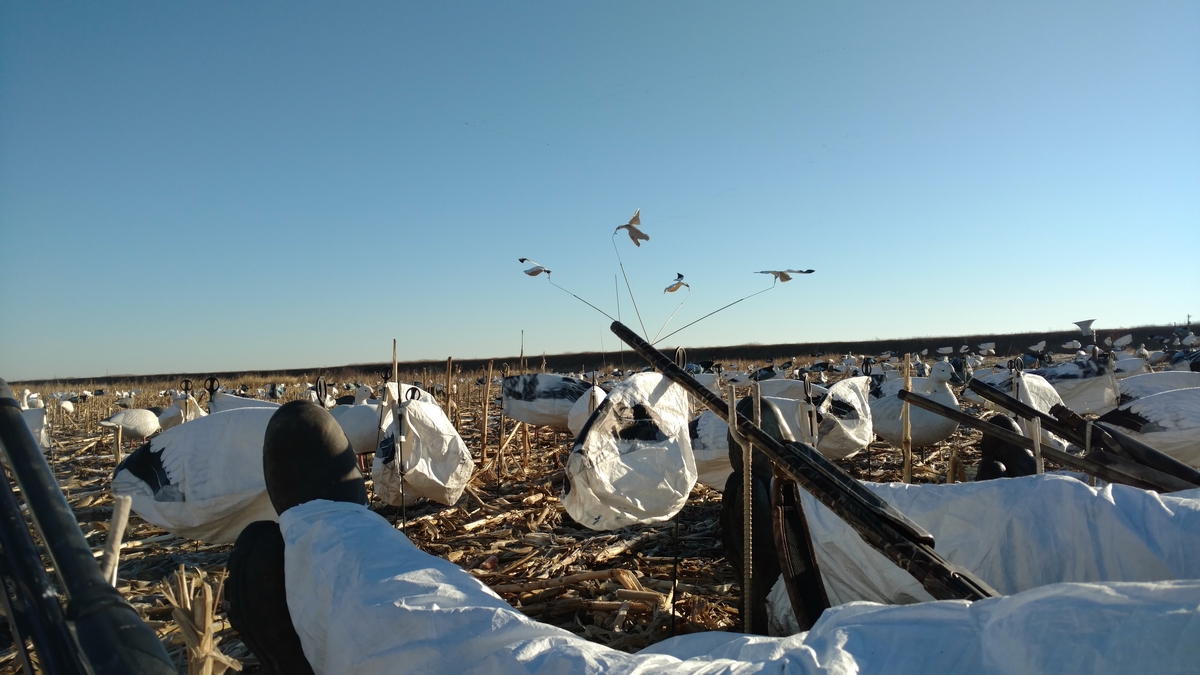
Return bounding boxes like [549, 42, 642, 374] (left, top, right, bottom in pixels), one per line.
[9, 267, 1200, 672]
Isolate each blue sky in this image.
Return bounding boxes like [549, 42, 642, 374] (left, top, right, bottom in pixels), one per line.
[2, 2, 1197, 381]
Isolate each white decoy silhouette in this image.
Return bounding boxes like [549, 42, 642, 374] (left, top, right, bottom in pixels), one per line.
[663, 273, 689, 293]
[757, 269, 815, 283]
[1029, 340, 1047, 354]
[100, 409, 161, 445]
[1113, 334, 1134, 349]
[518, 258, 551, 276]
[937, 347, 954, 355]
[1062, 340, 1082, 350]
[614, 209, 648, 246]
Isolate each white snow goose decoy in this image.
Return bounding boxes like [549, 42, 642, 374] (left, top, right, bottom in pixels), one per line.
[1096, 388, 1200, 468]
[100, 409, 161, 446]
[112, 407, 279, 543]
[614, 209, 648, 247]
[869, 361, 962, 448]
[757, 269, 814, 284]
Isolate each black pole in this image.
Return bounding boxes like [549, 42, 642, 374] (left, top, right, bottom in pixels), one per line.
[608, 321, 998, 602]
[0, 455, 86, 674]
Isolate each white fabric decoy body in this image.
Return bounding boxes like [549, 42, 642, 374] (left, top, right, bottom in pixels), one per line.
[869, 361, 961, 448]
[1117, 371, 1200, 406]
[99, 408, 162, 442]
[754, 378, 828, 401]
[1026, 356, 1119, 413]
[329, 386, 386, 457]
[209, 391, 282, 414]
[687, 392, 821, 491]
[372, 397, 474, 507]
[567, 386, 606, 438]
[1096, 387, 1200, 468]
[501, 374, 590, 429]
[563, 373, 696, 531]
[688, 410, 735, 490]
[21, 408, 50, 449]
[1114, 356, 1150, 378]
[158, 393, 207, 431]
[965, 370, 1070, 452]
[814, 376, 873, 459]
[1172, 350, 1200, 372]
[111, 407, 278, 543]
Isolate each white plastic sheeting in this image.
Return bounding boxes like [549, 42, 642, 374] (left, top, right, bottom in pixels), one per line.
[111, 408, 277, 544]
[567, 386, 606, 438]
[501, 374, 591, 429]
[796, 474, 1200, 608]
[562, 373, 696, 531]
[814, 376, 872, 459]
[372, 399, 474, 507]
[281, 499, 1200, 675]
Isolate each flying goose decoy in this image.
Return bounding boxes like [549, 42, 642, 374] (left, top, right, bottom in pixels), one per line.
[518, 258, 551, 276]
[757, 269, 814, 283]
[663, 273, 689, 293]
[614, 209, 648, 247]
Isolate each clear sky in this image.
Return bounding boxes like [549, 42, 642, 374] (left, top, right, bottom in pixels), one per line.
[2, 2, 1197, 381]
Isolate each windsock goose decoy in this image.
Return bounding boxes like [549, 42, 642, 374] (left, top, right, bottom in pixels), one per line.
[757, 269, 814, 283]
[663, 273, 689, 293]
[518, 258, 551, 276]
[614, 209, 648, 246]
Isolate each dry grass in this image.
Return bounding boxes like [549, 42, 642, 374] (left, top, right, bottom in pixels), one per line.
[3, 361, 1016, 673]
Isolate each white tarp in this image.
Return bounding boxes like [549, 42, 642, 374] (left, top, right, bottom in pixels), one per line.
[567, 386, 607, 438]
[796, 474, 1200, 608]
[501, 374, 591, 429]
[372, 399, 474, 507]
[562, 373, 696, 531]
[281, 499, 1200, 675]
[111, 408, 277, 544]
